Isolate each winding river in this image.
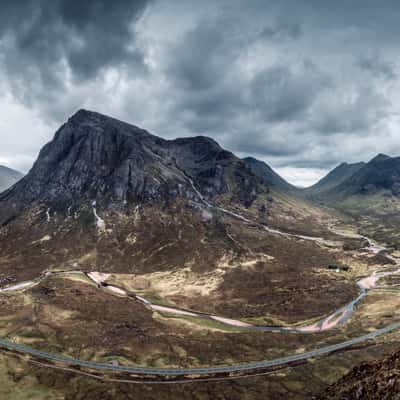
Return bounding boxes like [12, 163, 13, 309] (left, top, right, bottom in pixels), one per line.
[2, 219, 399, 335]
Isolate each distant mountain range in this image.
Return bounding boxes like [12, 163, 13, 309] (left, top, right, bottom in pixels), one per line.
[304, 162, 366, 196]
[244, 153, 400, 202]
[304, 153, 400, 201]
[3, 110, 399, 218]
[333, 154, 400, 197]
[0, 165, 23, 193]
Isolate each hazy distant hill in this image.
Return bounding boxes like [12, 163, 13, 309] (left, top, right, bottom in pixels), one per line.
[0, 165, 23, 192]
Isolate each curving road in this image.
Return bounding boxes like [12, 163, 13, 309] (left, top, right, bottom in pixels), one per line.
[0, 320, 399, 376]
[0, 229, 399, 377]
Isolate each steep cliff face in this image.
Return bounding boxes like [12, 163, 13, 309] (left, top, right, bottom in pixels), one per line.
[0, 110, 261, 224]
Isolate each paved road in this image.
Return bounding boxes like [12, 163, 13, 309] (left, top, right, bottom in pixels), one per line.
[1, 321, 399, 376]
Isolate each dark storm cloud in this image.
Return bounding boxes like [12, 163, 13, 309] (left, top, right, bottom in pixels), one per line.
[0, 0, 151, 107]
[152, 0, 398, 173]
[250, 63, 328, 123]
[311, 86, 390, 136]
[166, 24, 227, 91]
[162, 12, 320, 133]
[357, 56, 397, 81]
[259, 22, 302, 41]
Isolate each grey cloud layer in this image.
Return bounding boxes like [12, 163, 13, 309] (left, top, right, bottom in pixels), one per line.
[0, 0, 150, 114]
[1, 0, 400, 181]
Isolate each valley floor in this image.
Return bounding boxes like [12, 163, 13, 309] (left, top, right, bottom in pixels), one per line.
[1, 204, 400, 398]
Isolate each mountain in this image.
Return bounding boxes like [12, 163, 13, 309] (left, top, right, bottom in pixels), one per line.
[333, 154, 400, 197]
[0, 108, 272, 280]
[0, 109, 261, 225]
[305, 154, 400, 200]
[369, 153, 391, 163]
[0, 165, 23, 192]
[0, 110, 366, 399]
[0, 109, 352, 324]
[304, 161, 365, 197]
[304, 153, 400, 249]
[243, 157, 298, 193]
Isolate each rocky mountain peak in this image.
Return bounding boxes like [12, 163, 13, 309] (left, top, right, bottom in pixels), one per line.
[369, 153, 391, 163]
[0, 110, 262, 224]
[304, 161, 366, 196]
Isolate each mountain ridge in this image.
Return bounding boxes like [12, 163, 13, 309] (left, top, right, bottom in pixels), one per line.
[0, 109, 263, 225]
[328, 154, 400, 198]
[302, 152, 400, 200]
[242, 156, 299, 194]
[304, 161, 366, 197]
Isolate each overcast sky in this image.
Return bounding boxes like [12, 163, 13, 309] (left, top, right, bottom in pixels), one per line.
[1, 0, 400, 187]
